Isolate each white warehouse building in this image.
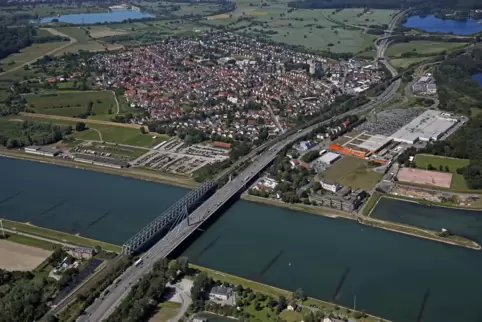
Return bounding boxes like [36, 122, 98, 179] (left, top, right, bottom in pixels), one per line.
[389, 110, 458, 144]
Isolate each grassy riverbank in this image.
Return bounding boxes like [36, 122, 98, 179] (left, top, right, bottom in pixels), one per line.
[1, 219, 122, 253]
[0, 148, 197, 189]
[191, 264, 387, 322]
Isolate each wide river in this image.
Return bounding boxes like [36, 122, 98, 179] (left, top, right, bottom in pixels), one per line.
[3, 157, 482, 322]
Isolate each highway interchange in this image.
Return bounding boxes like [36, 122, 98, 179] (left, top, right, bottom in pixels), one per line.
[77, 13, 402, 322]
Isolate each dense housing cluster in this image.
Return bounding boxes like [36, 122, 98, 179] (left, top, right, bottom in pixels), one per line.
[91, 32, 381, 143]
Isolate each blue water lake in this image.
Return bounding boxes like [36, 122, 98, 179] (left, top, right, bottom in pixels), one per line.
[404, 15, 482, 35]
[40, 10, 153, 24]
[472, 73, 482, 85]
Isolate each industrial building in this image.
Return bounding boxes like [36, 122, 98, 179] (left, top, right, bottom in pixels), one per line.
[320, 179, 342, 193]
[331, 131, 392, 159]
[24, 146, 61, 157]
[73, 154, 129, 169]
[390, 110, 458, 144]
[317, 152, 341, 165]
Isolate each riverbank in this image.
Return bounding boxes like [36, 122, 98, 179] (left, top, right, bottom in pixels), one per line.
[0, 148, 197, 189]
[241, 194, 354, 220]
[190, 264, 388, 322]
[243, 193, 481, 250]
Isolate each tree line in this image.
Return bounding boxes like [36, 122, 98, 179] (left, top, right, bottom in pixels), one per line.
[287, 0, 482, 10]
[0, 120, 72, 149]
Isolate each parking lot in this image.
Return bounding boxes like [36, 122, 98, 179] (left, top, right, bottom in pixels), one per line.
[132, 139, 229, 175]
[356, 109, 424, 136]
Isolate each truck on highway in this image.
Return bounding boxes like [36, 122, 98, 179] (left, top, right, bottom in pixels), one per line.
[134, 258, 143, 267]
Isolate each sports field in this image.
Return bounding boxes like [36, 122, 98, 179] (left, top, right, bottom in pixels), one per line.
[415, 154, 469, 190]
[321, 156, 383, 190]
[25, 91, 116, 118]
[387, 41, 468, 58]
[0, 239, 52, 271]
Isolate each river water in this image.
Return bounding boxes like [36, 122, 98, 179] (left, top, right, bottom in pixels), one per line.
[3, 157, 482, 321]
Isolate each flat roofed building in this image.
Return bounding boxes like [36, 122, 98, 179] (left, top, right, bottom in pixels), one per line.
[356, 134, 392, 153]
[390, 110, 458, 144]
[209, 285, 233, 301]
[318, 152, 340, 165]
[24, 146, 61, 157]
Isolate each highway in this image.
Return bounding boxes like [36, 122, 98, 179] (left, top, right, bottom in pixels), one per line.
[78, 11, 404, 322]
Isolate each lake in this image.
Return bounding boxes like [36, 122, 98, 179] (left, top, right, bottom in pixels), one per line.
[404, 15, 482, 35]
[472, 73, 482, 86]
[40, 10, 154, 24]
[4, 157, 482, 321]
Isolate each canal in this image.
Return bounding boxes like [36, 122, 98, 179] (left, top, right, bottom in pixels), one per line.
[3, 157, 482, 321]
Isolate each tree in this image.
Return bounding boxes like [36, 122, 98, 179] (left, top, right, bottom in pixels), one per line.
[427, 163, 435, 171]
[444, 165, 450, 172]
[75, 122, 86, 132]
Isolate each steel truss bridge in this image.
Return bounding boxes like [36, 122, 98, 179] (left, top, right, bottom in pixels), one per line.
[121, 180, 216, 255]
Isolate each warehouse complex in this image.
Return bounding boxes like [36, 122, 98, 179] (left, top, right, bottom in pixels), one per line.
[389, 110, 458, 144]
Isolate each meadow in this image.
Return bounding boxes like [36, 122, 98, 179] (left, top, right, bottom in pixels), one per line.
[386, 41, 468, 57]
[25, 91, 116, 119]
[321, 156, 383, 190]
[0, 41, 69, 71]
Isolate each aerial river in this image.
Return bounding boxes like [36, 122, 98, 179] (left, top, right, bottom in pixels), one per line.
[3, 157, 482, 321]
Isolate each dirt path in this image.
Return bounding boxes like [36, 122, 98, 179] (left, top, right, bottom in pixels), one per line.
[20, 112, 142, 129]
[0, 28, 77, 77]
[91, 128, 103, 141]
[111, 90, 120, 114]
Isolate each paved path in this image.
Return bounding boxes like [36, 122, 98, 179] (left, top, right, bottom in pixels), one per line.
[0, 28, 77, 77]
[4, 227, 81, 249]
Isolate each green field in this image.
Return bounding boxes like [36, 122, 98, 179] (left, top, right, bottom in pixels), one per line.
[321, 156, 383, 190]
[52, 27, 121, 55]
[16, 114, 169, 147]
[415, 154, 469, 190]
[387, 41, 468, 57]
[7, 233, 58, 251]
[0, 41, 69, 71]
[204, 6, 395, 53]
[389, 57, 431, 69]
[25, 91, 116, 118]
[150, 302, 182, 322]
[173, 3, 220, 16]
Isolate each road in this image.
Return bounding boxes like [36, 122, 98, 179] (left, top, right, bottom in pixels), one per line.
[0, 28, 77, 77]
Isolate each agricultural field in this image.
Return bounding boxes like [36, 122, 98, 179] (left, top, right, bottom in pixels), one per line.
[387, 41, 468, 58]
[52, 27, 122, 55]
[172, 3, 220, 16]
[0, 239, 52, 271]
[207, 6, 377, 53]
[0, 41, 69, 71]
[25, 91, 116, 119]
[415, 154, 469, 190]
[322, 8, 396, 27]
[85, 25, 132, 39]
[321, 156, 383, 190]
